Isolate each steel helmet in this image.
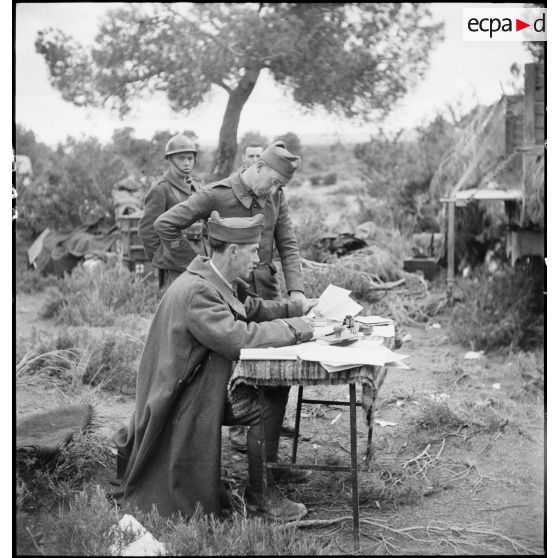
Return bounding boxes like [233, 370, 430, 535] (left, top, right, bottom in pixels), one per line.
[165, 134, 198, 158]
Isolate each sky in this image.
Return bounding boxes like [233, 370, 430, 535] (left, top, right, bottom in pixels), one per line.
[14, 2, 536, 147]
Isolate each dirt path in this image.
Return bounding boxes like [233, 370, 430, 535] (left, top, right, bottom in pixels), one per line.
[15, 292, 545, 554]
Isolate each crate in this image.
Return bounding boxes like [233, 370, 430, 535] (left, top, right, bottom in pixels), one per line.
[122, 257, 156, 279]
[117, 215, 142, 232]
[403, 258, 439, 280]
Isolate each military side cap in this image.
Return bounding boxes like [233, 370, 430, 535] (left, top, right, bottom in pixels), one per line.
[260, 141, 301, 181]
[208, 211, 264, 244]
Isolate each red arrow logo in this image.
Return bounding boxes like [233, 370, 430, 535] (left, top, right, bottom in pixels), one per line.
[516, 19, 530, 31]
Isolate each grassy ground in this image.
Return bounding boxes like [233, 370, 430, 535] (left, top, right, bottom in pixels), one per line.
[15, 282, 544, 555]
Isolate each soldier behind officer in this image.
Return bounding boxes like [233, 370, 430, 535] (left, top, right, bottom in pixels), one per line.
[138, 133, 207, 290]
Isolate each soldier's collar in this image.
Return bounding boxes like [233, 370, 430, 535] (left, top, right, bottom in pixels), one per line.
[187, 257, 246, 317]
[232, 170, 266, 209]
[209, 259, 236, 294]
[166, 168, 196, 193]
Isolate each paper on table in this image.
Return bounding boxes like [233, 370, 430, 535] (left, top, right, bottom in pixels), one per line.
[309, 284, 362, 321]
[240, 347, 299, 360]
[321, 297, 363, 322]
[371, 324, 395, 338]
[312, 325, 337, 339]
[297, 343, 407, 367]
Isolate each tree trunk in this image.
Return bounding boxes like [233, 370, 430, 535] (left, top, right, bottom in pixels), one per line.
[209, 67, 261, 181]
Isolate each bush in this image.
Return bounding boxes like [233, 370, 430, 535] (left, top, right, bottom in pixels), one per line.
[16, 432, 113, 513]
[17, 486, 126, 556]
[322, 172, 337, 185]
[303, 261, 381, 303]
[309, 174, 322, 186]
[17, 327, 144, 396]
[82, 332, 142, 395]
[291, 199, 332, 262]
[40, 259, 159, 326]
[139, 506, 329, 556]
[448, 260, 544, 351]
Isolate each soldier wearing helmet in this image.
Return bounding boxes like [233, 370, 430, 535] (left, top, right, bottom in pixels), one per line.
[139, 133, 207, 289]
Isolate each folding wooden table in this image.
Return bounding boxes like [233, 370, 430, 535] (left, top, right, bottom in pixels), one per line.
[229, 348, 391, 552]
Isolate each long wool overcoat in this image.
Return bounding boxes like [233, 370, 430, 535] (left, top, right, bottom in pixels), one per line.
[153, 170, 304, 300]
[112, 256, 311, 518]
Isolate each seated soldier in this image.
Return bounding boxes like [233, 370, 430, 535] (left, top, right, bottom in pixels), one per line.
[112, 211, 316, 521]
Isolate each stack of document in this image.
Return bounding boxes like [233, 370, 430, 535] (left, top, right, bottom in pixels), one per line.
[239, 339, 408, 372]
[240, 347, 299, 360]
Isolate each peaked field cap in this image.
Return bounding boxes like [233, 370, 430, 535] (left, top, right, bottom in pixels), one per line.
[260, 141, 301, 181]
[207, 211, 264, 244]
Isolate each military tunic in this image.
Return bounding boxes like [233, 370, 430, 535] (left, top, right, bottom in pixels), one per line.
[138, 168, 206, 273]
[154, 170, 304, 300]
[112, 256, 312, 518]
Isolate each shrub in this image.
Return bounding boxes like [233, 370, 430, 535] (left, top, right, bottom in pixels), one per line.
[16, 432, 113, 513]
[40, 259, 159, 326]
[303, 261, 381, 303]
[448, 260, 544, 351]
[17, 486, 125, 556]
[508, 350, 544, 396]
[139, 505, 329, 556]
[16, 266, 62, 294]
[411, 397, 466, 432]
[309, 174, 322, 186]
[17, 327, 143, 396]
[82, 332, 142, 395]
[322, 171, 337, 185]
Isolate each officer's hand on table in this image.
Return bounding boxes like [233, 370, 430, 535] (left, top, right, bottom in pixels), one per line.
[299, 316, 316, 329]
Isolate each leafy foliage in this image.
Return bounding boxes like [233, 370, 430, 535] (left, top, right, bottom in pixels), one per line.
[448, 259, 545, 351]
[16, 433, 113, 513]
[36, 3, 444, 178]
[273, 131, 303, 156]
[40, 259, 159, 326]
[354, 115, 458, 234]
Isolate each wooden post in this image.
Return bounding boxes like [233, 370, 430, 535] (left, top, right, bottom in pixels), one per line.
[447, 200, 455, 299]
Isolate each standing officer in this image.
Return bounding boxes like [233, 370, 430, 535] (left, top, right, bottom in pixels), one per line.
[154, 141, 306, 302]
[138, 133, 207, 289]
[155, 141, 307, 452]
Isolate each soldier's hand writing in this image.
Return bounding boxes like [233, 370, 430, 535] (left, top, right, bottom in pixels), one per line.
[289, 290, 307, 303]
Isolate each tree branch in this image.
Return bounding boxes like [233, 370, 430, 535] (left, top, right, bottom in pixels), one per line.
[163, 4, 244, 58]
[214, 79, 233, 94]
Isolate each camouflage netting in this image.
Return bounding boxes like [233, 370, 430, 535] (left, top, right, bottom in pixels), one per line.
[523, 151, 545, 227]
[430, 96, 544, 229]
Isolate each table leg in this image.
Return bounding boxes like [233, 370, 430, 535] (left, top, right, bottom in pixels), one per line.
[258, 389, 268, 502]
[349, 383, 360, 552]
[291, 385, 303, 464]
[365, 405, 374, 471]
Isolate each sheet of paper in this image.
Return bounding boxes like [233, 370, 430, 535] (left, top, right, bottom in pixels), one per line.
[239, 347, 299, 360]
[312, 325, 337, 339]
[308, 284, 362, 321]
[320, 362, 361, 373]
[320, 297, 363, 321]
[297, 343, 407, 367]
[311, 284, 351, 315]
[371, 324, 395, 338]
